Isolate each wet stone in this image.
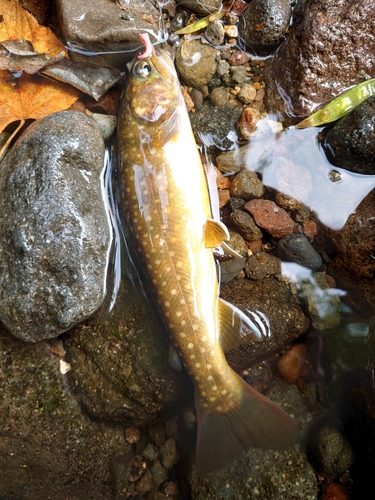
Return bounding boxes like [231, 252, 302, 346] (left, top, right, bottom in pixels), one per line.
[210, 86, 230, 106]
[277, 234, 322, 270]
[227, 230, 249, 257]
[244, 252, 281, 280]
[151, 459, 168, 487]
[205, 19, 225, 46]
[220, 257, 246, 284]
[64, 263, 191, 426]
[136, 469, 153, 494]
[237, 106, 262, 139]
[142, 443, 159, 462]
[230, 209, 264, 241]
[216, 146, 248, 174]
[159, 438, 179, 469]
[221, 278, 309, 372]
[309, 424, 355, 477]
[230, 169, 265, 200]
[239, 0, 292, 53]
[0, 111, 111, 342]
[238, 83, 257, 104]
[190, 102, 242, 150]
[301, 272, 341, 330]
[245, 199, 295, 239]
[56, 0, 161, 69]
[176, 0, 221, 15]
[265, 0, 375, 121]
[175, 38, 218, 89]
[323, 95, 375, 175]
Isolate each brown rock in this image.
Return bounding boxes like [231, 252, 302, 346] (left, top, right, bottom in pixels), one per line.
[278, 344, 307, 384]
[244, 252, 281, 280]
[237, 107, 261, 139]
[265, 0, 375, 122]
[227, 51, 251, 66]
[303, 220, 317, 239]
[176, 38, 218, 88]
[218, 189, 231, 207]
[230, 169, 265, 200]
[230, 209, 264, 241]
[244, 199, 294, 239]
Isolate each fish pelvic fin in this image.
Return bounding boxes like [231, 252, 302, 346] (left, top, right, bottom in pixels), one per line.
[205, 219, 230, 248]
[218, 298, 271, 352]
[195, 373, 300, 476]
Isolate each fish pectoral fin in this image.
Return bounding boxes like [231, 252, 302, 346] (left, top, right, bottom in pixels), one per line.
[205, 219, 230, 248]
[168, 343, 183, 372]
[195, 372, 300, 476]
[218, 298, 271, 352]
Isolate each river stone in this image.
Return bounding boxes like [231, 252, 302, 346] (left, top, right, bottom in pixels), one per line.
[220, 278, 309, 372]
[0, 111, 111, 342]
[266, 0, 375, 123]
[64, 257, 192, 426]
[0, 327, 134, 499]
[190, 102, 242, 151]
[56, 0, 162, 69]
[277, 234, 322, 271]
[323, 96, 375, 175]
[239, 0, 292, 54]
[175, 38, 218, 89]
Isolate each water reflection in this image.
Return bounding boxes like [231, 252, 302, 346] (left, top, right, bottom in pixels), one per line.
[242, 118, 375, 230]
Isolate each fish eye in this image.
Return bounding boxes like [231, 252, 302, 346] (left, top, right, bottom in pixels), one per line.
[134, 61, 152, 78]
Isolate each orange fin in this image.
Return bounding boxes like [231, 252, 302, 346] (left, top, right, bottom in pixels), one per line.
[195, 372, 300, 476]
[218, 298, 271, 352]
[205, 218, 230, 248]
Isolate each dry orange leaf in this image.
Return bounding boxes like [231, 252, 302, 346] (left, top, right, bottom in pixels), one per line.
[0, 71, 79, 132]
[0, 0, 66, 56]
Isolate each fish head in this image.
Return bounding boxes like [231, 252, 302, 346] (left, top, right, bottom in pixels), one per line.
[127, 47, 181, 126]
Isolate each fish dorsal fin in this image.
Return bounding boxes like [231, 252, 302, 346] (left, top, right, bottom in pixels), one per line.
[205, 219, 230, 248]
[218, 298, 271, 352]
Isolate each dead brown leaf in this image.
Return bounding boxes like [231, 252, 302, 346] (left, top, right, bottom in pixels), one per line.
[0, 71, 79, 133]
[0, 0, 66, 56]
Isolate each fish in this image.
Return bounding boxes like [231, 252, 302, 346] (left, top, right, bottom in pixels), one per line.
[117, 33, 300, 475]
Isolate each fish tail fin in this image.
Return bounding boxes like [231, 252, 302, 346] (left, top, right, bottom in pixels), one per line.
[195, 372, 300, 476]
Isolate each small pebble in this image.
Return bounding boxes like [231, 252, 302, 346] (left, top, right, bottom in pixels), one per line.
[228, 51, 250, 66]
[163, 481, 180, 496]
[238, 83, 257, 103]
[125, 427, 141, 444]
[322, 482, 350, 500]
[278, 343, 307, 383]
[151, 459, 168, 487]
[230, 65, 248, 83]
[142, 443, 159, 461]
[237, 107, 261, 138]
[211, 86, 230, 106]
[217, 60, 230, 76]
[310, 424, 354, 476]
[136, 469, 152, 494]
[224, 24, 238, 38]
[205, 19, 225, 46]
[159, 438, 179, 469]
[148, 423, 165, 447]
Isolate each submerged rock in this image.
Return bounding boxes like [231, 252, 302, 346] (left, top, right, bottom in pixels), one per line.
[64, 258, 192, 426]
[277, 234, 322, 271]
[266, 0, 375, 122]
[323, 96, 375, 175]
[0, 328, 133, 499]
[0, 111, 111, 342]
[220, 278, 309, 372]
[175, 38, 218, 89]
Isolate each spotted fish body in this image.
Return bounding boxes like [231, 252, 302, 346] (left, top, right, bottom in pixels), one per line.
[118, 37, 300, 475]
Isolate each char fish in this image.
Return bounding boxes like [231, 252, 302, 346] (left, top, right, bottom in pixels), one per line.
[117, 33, 300, 475]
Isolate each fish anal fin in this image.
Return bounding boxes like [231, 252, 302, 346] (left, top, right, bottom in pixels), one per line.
[218, 298, 271, 353]
[205, 219, 230, 248]
[195, 372, 300, 476]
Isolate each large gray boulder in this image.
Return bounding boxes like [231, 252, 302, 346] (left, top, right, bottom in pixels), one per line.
[0, 111, 111, 341]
